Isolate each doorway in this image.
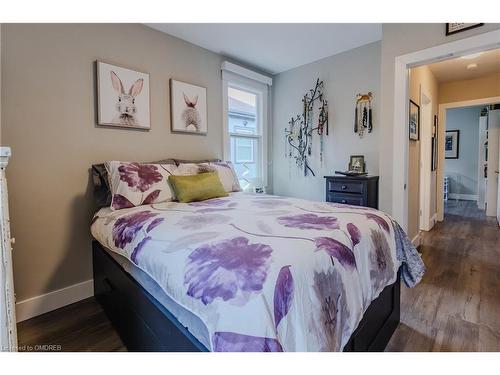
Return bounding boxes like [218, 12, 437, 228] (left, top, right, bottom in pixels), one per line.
[391, 29, 500, 230]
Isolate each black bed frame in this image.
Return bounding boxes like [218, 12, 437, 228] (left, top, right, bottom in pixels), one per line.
[93, 240, 400, 352]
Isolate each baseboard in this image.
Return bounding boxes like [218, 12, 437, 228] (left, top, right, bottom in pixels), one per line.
[431, 213, 438, 226]
[411, 233, 421, 247]
[16, 279, 93, 322]
[448, 193, 478, 201]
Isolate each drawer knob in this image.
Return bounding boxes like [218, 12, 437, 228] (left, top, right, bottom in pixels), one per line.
[341, 199, 347, 203]
[341, 185, 347, 190]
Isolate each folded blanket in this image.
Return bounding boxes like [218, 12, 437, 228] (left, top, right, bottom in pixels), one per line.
[392, 221, 425, 287]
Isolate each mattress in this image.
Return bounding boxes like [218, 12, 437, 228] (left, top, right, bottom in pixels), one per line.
[99, 238, 210, 348]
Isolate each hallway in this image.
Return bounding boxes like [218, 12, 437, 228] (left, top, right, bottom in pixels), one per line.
[387, 200, 500, 351]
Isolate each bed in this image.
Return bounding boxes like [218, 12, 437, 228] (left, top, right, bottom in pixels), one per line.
[90, 190, 424, 352]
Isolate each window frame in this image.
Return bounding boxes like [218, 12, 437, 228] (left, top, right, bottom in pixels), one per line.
[222, 68, 270, 189]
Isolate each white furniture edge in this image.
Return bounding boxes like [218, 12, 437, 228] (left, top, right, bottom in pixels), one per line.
[392, 29, 500, 231]
[16, 279, 93, 322]
[1, 146, 17, 351]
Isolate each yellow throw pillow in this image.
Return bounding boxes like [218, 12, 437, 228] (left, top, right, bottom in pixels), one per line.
[168, 172, 229, 203]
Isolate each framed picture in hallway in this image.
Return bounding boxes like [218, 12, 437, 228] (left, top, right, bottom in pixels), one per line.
[445, 130, 460, 159]
[409, 100, 420, 141]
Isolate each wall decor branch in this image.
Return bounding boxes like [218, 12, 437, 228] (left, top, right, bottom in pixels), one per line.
[284, 78, 329, 177]
[354, 92, 373, 138]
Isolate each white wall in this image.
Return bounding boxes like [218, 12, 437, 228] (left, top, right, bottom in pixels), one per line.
[445, 106, 482, 197]
[272, 42, 381, 201]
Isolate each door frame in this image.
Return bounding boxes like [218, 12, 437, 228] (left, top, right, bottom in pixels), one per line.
[437, 97, 500, 221]
[419, 90, 433, 231]
[392, 29, 500, 230]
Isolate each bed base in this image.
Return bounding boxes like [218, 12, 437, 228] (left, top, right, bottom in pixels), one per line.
[92, 240, 399, 352]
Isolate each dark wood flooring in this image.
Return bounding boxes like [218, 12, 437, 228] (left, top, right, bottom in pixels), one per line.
[386, 199, 500, 351]
[17, 200, 500, 352]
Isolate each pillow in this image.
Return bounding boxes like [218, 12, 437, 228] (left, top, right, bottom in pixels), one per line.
[199, 161, 242, 193]
[173, 158, 221, 166]
[91, 158, 176, 208]
[106, 161, 177, 210]
[175, 161, 241, 193]
[168, 172, 228, 203]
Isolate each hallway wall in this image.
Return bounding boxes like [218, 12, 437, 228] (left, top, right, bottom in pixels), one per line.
[445, 106, 482, 199]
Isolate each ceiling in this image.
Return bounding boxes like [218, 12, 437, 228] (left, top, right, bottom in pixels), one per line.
[146, 23, 382, 75]
[428, 48, 500, 83]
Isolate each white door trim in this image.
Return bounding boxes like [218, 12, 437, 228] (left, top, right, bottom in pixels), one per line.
[419, 90, 433, 231]
[392, 29, 500, 230]
[437, 96, 500, 220]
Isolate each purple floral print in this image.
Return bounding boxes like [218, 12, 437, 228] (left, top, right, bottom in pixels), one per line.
[313, 268, 350, 351]
[274, 265, 294, 330]
[184, 237, 273, 305]
[189, 199, 228, 207]
[131, 236, 151, 264]
[143, 190, 161, 205]
[366, 213, 390, 233]
[213, 332, 283, 352]
[146, 217, 164, 232]
[277, 213, 339, 230]
[369, 229, 395, 291]
[118, 163, 163, 192]
[112, 211, 159, 249]
[346, 223, 361, 246]
[314, 237, 356, 269]
[112, 194, 135, 210]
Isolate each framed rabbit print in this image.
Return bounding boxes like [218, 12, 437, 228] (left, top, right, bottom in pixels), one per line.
[97, 61, 151, 130]
[170, 79, 207, 135]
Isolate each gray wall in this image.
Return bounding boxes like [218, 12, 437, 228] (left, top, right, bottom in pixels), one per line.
[272, 42, 381, 201]
[445, 106, 482, 196]
[379, 23, 500, 214]
[1, 24, 226, 301]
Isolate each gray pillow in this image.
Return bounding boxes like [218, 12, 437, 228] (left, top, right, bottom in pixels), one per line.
[173, 158, 221, 166]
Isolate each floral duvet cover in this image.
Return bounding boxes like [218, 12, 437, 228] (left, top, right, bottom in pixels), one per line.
[91, 192, 424, 351]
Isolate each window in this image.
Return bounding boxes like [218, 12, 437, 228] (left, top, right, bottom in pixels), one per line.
[222, 62, 271, 191]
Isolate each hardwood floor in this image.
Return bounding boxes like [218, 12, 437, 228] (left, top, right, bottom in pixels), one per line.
[386, 200, 500, 351]
[16, 199, 500, 351]
[17, 297, 125, 352]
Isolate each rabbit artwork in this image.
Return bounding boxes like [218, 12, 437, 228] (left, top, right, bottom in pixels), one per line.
[110, 71, 144, 127]
[182, 93, 201, 131]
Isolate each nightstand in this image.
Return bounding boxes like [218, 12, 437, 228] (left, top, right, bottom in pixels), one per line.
[324, 175, 379, 209]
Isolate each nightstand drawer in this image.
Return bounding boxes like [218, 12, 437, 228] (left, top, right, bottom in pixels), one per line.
[327, 193, 365, 206]
[328, 180, 364, 194]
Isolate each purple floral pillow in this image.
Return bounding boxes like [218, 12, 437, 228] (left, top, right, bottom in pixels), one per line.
[175, 161, 241, 193]
[105, 161, 176, 210]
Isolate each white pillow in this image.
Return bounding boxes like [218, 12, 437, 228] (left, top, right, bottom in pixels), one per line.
[174, 161, 241, 193]
[105, 161, 177, 210]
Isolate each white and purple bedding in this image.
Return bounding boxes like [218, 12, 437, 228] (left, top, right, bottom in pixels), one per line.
[91, 192, 424, 352]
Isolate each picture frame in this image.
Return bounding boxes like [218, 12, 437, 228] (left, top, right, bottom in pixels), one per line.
[445, 130, 460, 159]
[409, 100, 420, 141]
[170, 79, 208, 135]
[431, 115, 438, 171]
[446, 23, 484, 36]
[96, 60, 151, 130]
[349, 155, 365, 173]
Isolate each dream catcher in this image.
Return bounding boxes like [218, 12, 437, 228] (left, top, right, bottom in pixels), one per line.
[354, 92, 373, 138]
[285, 79, 329, 177]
